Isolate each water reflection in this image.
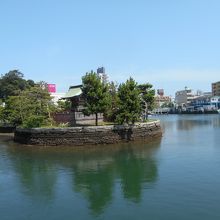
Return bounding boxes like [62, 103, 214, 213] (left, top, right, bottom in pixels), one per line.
[157, 115, 220, 131]
[73, 162, 114, 214]
[5, 139, 161, 215]
[115, 148, 157, 203]
[176, 118, 211, 130]
[7, 148, 57, 201]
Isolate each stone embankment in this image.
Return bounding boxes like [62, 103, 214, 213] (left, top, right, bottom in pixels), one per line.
[0, 126, 16, 133]
[14, 121, 162, 146]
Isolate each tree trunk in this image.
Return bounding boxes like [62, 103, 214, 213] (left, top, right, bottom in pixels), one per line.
[145, 102, 148, 120]
[95, 113, 98, 126]
[146, 108, 148, 120]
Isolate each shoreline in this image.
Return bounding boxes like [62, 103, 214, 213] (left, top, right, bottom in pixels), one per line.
[14, 121, 162, 147]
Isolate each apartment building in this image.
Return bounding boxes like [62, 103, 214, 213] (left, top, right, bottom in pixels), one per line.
[175, 87, 197, 107]
[212, 81, 220, 96]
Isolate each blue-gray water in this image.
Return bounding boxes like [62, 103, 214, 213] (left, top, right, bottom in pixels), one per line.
[0, 115, 220, 220]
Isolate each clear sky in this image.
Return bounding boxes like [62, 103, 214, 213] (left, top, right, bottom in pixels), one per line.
[1, 0, 220, 96]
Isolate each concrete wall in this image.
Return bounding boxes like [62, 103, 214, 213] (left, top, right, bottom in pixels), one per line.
[14, 121, 162, 146]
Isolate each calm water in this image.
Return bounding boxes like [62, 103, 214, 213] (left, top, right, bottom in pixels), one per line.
[0, 115, 220, 220]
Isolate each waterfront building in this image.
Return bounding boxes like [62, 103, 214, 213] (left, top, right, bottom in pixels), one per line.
[54, 85, 103, 125]
[212, 81, 220, 96]
[186, 93, 220, 112]
[210, 96, 220, 109]
[153, 89, 172, 114]
[203, 92, 212, 97]
[189, 94, 212, 111]
[155, 95, 171, 107]
[175, 87, 198, 108]
[97, 67, 108, 84]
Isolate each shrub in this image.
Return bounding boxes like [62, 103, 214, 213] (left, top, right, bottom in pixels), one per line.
[22, 115, 45, 128]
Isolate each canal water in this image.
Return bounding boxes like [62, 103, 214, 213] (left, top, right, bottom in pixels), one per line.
[0, 115, 220, 220]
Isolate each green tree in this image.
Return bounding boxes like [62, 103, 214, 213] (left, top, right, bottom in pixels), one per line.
[82, 71, 110, 126]
[104, 81, 119, 122]
[56, 100, 71, 112]
[2, 86, 56, 127]
[0, 70, 35, 101]
[138, 83, 155, 119]
[116, 78, 142, 124]
[0, 104, 4, 125]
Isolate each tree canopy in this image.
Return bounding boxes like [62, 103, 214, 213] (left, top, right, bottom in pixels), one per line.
[0, 70, 35, 100]
[0, 69, 156, 127]
[138, 83, 155, 119]
[116, 78, 142, 124]
[104, 81, 119, 122]
[82, 71, 110, 126]
[1, 86, 55, 128]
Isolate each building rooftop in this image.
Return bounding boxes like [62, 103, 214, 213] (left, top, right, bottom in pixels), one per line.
[64, 85, 82, 98]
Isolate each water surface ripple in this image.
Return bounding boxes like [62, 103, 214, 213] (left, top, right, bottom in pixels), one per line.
[0, 115, 220, 220]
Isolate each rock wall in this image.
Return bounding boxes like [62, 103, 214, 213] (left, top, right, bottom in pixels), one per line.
[0, 126, 16, 133]
[14, 121, 162, 146]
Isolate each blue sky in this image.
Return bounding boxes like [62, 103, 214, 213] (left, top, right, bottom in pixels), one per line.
[1, 0, 220, 96]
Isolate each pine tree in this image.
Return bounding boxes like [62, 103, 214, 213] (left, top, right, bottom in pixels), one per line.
[82, 71, 110, 126]
[116, 78, 142, 124]
[138, 83, 155, 120]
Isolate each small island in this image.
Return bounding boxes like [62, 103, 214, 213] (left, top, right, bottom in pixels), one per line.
[0, 70, 162, 146]
[14, 121, 161, 146]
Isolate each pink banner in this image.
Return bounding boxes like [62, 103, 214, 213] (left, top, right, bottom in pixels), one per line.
[47, 84, 56, 93]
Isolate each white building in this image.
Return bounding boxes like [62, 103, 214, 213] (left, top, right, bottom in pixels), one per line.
[97, 67, 108, 84]
[210, 96, 220, 109]
[175, 87, 198, 108]
[50, 92, 66, 104]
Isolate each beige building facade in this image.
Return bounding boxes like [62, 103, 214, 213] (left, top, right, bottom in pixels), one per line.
[212, 81, 220, 96]
[175, 87, 197, 107]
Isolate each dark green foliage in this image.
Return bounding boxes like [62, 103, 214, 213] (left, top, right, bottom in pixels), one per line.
[2, 86, 56, 127]
[0, 70, 35, 101]
[104, 81, 119, 122]
[0, 105, 4, 125]
[22, 115, 45, 128]
[116, 78, 142, 124]
[26, 79, 36, 87]
[57, 100, 72, 112]
[82, 71, 111, 126]
[138, 83, 155, 119]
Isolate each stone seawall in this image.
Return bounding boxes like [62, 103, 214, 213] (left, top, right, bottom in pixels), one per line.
[14, 121, 162, 146]
[0, 126, 16, 133]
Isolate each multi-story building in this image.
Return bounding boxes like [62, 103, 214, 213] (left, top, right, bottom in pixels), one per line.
[189, 94, 212, 111]
[212, 81, 220, 96]
[182, 93, 220, 112]
[155, 95, 171, 107]
[175, 87, 197, 108]
[97, 67, 108, 84]
[210, 96, 220, 109]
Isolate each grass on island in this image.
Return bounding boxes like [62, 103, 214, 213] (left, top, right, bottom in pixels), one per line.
[54, 119, 158, 128]
[19, 118, 158, 129]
